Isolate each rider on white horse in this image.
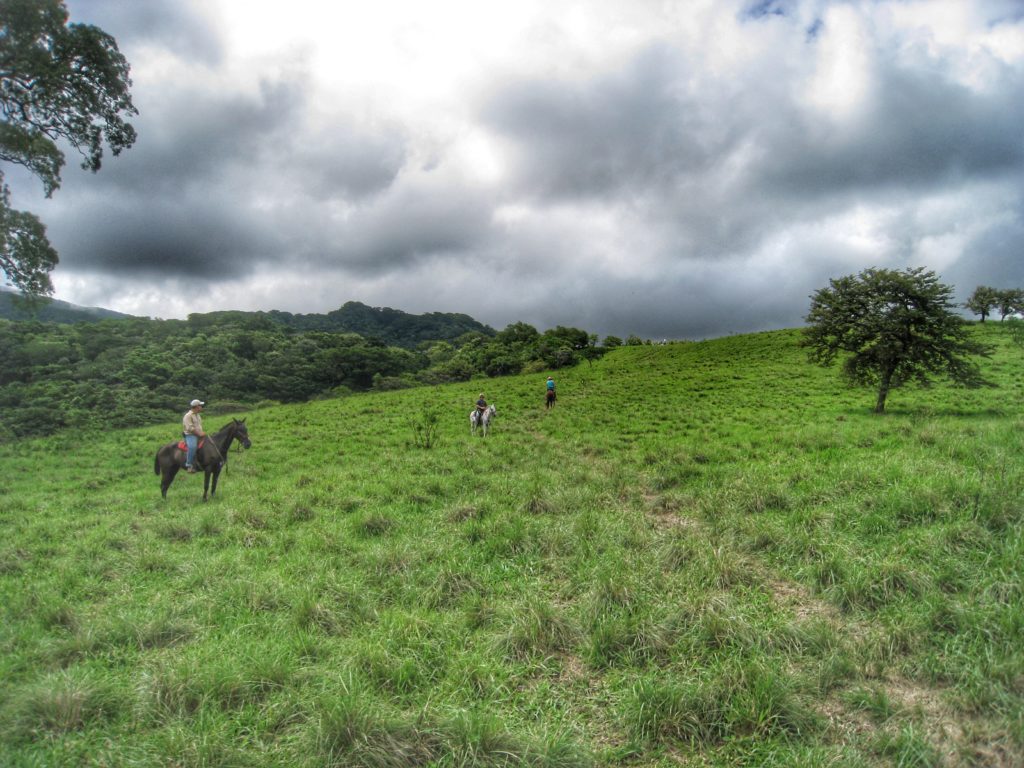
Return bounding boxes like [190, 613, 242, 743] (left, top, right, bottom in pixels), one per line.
[475, 393, 488, 423]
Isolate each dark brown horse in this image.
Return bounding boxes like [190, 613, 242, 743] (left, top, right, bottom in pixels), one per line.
[545, 389, 556, 409]
[154, 418, 251, 500]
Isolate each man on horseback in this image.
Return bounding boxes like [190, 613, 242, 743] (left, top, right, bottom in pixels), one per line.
[475, 393, 488, 424]
[545, 377, 556, 409]
[182, 399, 207, 473]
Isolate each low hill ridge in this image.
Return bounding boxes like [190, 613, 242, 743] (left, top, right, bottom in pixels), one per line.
[0, 289, 133, 322]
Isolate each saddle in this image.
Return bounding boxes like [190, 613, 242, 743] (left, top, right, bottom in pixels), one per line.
[177, 438, 206, 451]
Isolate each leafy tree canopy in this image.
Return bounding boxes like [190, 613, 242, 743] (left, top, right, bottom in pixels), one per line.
[994, 288, 1024, 321]
[266, 301, 495, 348]
[964, 285, 999, 322]
[0, 0, 136, 294]
[803, 267, 990, 413]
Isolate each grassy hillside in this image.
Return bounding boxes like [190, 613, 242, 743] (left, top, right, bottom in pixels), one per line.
[1, 325, 1022, 767]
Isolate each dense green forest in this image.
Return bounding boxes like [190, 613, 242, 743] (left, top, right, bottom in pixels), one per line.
[0, 306, 613, 439]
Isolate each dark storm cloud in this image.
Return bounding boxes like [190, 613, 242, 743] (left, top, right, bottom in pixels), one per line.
[290, 128, 407, 200]
[44, 59, 410, 281]
[484, 31, 1024, 210]
[84, 75, 309, 195]
[47, 193, 283, 279]
[479, 10, 1024, 293]
[945, 214, 1024, 299]
[501, 256, 821, 341]
[314, 180, 495, 274]
[755, 62, 1024, 199]
[66, 0, 223, 65]
[481, 44, 733, 201]
[40, 73, 312, 279]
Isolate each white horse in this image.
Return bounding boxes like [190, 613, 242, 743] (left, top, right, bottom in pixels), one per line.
[470, 404, 496, 436]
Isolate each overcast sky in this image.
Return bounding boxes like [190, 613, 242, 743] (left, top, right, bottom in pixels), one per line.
[7, 0, 1024, 338]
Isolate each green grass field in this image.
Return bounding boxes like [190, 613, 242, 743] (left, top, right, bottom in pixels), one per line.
[2, 325, 1022, 767]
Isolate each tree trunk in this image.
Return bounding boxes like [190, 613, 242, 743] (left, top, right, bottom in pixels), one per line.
[874, 368, 893, 413]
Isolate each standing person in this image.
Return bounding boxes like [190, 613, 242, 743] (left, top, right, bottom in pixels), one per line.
[545, 376, 556, 409]
[182, 399, 206, 473]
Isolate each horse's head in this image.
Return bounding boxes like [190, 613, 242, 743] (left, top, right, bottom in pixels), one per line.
[233, 418, 252, 449]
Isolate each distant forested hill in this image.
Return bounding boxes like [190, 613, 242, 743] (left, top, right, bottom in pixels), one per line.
[0, 290, 133, 323]
[0, 303, 603, 439]
[1, 293, 493, 348]
[267, 301, 496, 348]
[169, 302, 495, 349]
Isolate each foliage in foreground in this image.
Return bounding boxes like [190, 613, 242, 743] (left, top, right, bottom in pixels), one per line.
[1, 323, 1022, 767]
[0, 0, 138, 295]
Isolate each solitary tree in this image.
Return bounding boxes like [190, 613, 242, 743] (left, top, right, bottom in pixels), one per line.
[0, 0, 137, 295]
[803, 267, 990, 413]
[964, 285, 999, 322]
[995, 288, 1024, 321]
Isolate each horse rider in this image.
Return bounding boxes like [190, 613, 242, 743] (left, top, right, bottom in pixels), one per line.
[475, 393, 488, 422]
[546, 376, 556, 408]
[182, 399, 207, 473]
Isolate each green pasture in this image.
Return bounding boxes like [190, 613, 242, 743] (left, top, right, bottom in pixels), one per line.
[1, 325, 1022, 766]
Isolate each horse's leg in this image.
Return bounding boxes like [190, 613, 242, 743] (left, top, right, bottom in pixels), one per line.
[161, 463, 181, 498]
[156, 448, 179, 498]
[203, 470, 211, 501]
[210, 466, 221, 498]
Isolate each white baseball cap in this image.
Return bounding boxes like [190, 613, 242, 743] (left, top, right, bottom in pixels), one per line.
[190, 399, 204, 407]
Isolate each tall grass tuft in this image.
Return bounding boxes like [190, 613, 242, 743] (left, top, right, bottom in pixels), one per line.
[627, 658, 819, 747]
[500, 599, 579, 660]
[1, 669, 125, 742]
[315, 694, 443, 767]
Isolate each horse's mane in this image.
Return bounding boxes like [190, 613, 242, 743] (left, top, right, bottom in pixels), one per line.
[212, 418, 241, 435]
[210, 419, 246, 457]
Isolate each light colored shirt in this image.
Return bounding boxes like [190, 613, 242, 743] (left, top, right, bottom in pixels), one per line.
[183, 410, 204, 435]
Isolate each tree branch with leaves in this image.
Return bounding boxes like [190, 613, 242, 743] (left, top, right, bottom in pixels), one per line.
[0, 0, 136, 295]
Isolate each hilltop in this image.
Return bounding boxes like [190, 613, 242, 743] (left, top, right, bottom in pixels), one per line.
[1, 325, 1022, 766]
[0, 288, 133, 323]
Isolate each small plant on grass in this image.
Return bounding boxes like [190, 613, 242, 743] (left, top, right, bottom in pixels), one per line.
[409, 404, 441, 449]
[844, 686, 897, 723]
